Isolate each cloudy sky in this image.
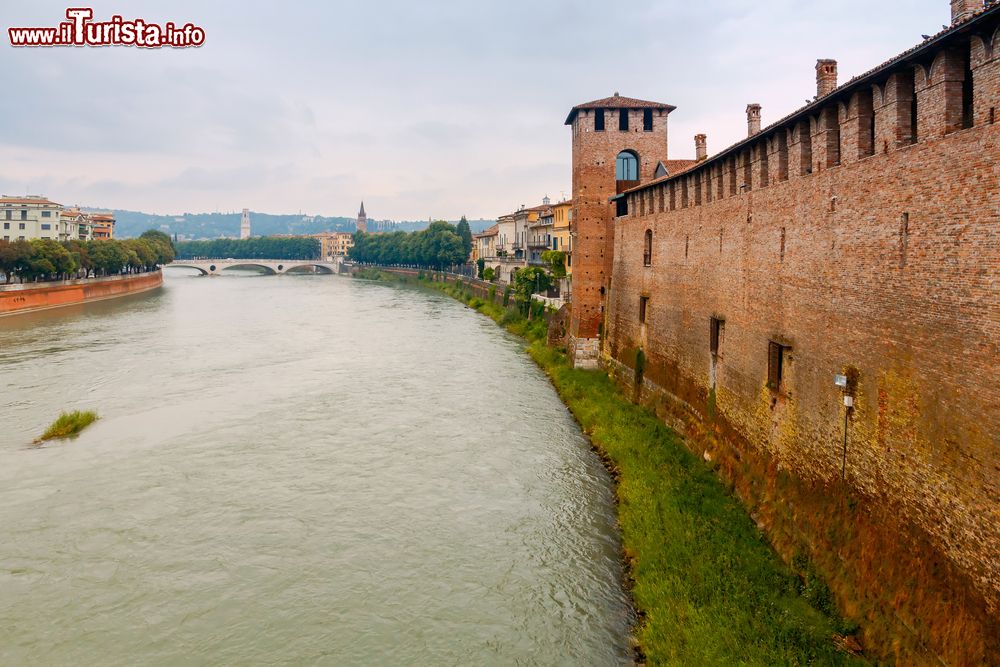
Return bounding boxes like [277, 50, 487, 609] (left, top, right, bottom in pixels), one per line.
[1, 0, 950, 220]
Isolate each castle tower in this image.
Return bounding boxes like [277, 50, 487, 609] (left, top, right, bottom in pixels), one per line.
[565, 93, 674, 367]
[356, 201, 368, 233]
[240, 208, 251, 239]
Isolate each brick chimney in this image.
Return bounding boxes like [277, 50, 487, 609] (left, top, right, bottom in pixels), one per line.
[695, 134, 708, 161]
[951, 0, 981, 24]
[746, 104, 762, 136]
[816, 59, 838, 98]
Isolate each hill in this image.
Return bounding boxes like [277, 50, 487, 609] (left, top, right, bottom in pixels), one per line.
[91, 208, 496, 239]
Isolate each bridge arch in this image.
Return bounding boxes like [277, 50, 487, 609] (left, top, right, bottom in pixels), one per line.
[219, 263, 278, 275]
[283, 263, 337, 275]
[164, 263, 209, 276]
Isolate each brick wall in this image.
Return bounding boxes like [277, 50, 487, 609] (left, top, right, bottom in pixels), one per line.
[599, 21, 1000, 665]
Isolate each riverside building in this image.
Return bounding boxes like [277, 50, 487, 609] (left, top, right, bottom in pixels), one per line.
[1, 195, 64, 242]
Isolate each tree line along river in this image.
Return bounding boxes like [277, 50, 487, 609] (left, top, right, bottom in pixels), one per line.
[0, 268, 632, 665]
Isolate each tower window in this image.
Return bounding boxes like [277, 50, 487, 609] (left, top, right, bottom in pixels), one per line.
[643, 109, 653, 131]
[595, 109, 605, 132]
[643, 229, 652, 266]
[616, 151, 638, 181]
[619, 110, 629, 131]
[639, 295, 649, 323]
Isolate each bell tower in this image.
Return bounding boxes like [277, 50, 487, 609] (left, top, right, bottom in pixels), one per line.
[356, 201, 368, 233]
[565, 93, 674, 367]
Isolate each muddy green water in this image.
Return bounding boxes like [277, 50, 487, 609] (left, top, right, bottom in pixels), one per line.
[0, 269, 631, 665]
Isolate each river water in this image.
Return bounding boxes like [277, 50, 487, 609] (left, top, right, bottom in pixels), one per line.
[0, 269, 631, 666]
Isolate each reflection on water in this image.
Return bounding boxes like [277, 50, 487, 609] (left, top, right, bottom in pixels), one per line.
[0, 269, 631, 665]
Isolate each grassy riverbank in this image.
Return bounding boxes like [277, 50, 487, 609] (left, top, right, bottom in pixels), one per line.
[35, 410, 98, 443]
[362, 270, 862, 665]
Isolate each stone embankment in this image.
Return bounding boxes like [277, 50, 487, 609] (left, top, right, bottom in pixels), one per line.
[0, 271, 163, 316]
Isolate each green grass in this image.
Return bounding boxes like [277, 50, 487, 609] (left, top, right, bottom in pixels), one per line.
[370, 269, 864, 664]
[36, 410, 98, 443]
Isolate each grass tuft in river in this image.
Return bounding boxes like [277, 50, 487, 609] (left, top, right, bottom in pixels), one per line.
[35, 410, 99, 443]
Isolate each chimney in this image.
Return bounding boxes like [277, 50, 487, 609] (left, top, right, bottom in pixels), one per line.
[694, 134, 708, 161]
[816, 59, 838, 98]
[951, 0, 981, 24]
[746, 104, 762, 136]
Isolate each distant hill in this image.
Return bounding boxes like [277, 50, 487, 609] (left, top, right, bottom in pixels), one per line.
[92, 208, 496, 239]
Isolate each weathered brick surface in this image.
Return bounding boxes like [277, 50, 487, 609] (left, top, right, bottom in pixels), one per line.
[591, 15, 1000, 665]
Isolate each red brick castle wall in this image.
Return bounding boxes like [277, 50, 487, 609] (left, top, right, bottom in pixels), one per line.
[589, 6, 1000, 664]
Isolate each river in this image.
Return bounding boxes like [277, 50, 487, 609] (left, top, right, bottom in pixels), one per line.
[0, 269, 631, 666]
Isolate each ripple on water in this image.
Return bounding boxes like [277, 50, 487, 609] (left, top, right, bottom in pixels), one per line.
[0, 273, 632, 666]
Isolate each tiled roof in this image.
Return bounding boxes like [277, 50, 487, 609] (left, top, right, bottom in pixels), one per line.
[0, 196, 60, 206]
[566, 93, 676, 124]
[474, 224, 499, 238]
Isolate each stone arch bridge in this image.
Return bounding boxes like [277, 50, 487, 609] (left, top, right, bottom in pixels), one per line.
[166, 258, 344, 276]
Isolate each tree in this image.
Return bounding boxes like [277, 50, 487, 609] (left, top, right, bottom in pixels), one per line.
[541, 250, 567, 279]
[456, 216, 473, 262]
[511, 266, 552, 316]
[123, 239, 157, 272]
[21, 239, 77, 281]
[476, 257, 486, 279]
[63, 240, 93, 277]
[482, 267, 496, 282]
[140, 229, 176, 265]
[0, 240, 31, 283]
[89, 240, 129, 276]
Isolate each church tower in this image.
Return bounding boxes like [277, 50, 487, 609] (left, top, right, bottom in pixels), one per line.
[356, 201, 368, 233]
[565, 93, 674, 367]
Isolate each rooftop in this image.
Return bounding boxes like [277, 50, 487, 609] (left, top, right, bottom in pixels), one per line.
[0, 195, 61, 206]
[565, 92, 676, 125]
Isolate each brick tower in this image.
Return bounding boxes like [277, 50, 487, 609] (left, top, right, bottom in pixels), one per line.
[564, 93, 674, 367]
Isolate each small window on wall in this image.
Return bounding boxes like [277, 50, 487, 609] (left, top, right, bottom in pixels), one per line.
[643, 109, 653, 131]
[643, 229, 652, 266]
[595, 109, 605, 132]
[710, 317, 723, 355]
[767, 341, 788, 390]
[619, 110, 629, 131]
[639, 295, 649, 323]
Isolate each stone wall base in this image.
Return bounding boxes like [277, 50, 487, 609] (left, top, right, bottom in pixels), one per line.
[569, 336, 600, 369]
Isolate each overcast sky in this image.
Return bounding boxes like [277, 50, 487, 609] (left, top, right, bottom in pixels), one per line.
[1, 0, 951, 220]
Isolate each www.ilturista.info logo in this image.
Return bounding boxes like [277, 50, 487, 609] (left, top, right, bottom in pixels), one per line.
[8, 8, 205, 48]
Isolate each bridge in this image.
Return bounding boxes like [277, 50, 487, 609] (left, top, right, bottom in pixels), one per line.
[165, 258, 344, 276]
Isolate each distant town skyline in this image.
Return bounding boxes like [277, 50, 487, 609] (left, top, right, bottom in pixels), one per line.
[1, 0, 951, 219]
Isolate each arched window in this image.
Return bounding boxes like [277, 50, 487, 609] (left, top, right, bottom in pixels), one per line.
[616, 151, 638, 181]
[643, 229, 652, 266]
